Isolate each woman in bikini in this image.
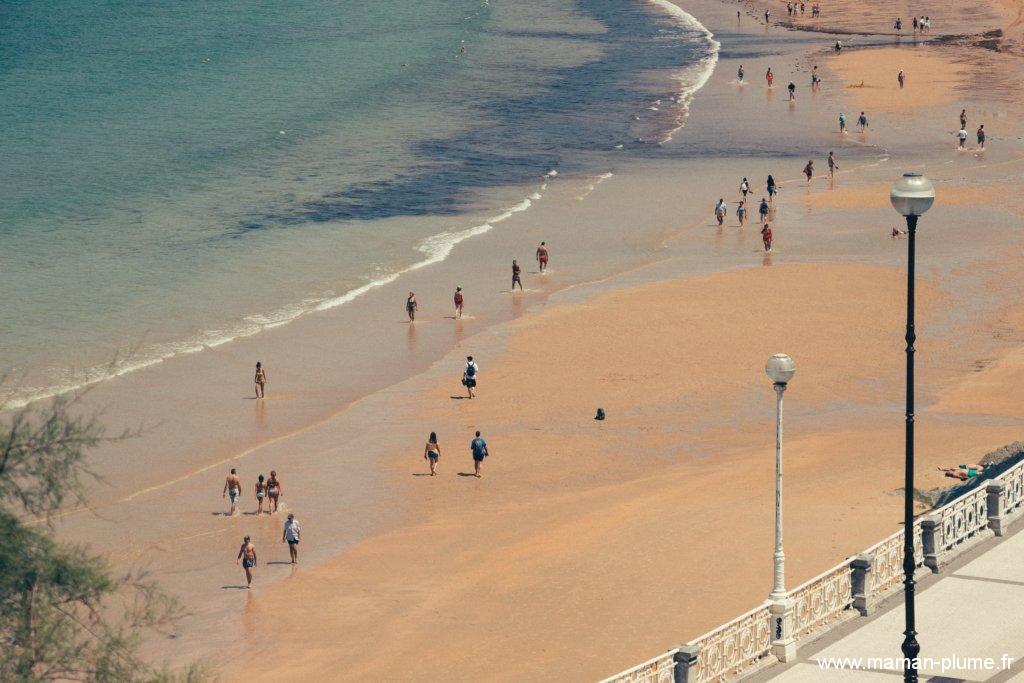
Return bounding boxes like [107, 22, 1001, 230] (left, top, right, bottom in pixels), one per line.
[453, 286, 464, 319]
[266, 470, 282, 514]
[424, 432, 441, 476]
[255, 474, 267, 515]
[254, 361, 266, 399]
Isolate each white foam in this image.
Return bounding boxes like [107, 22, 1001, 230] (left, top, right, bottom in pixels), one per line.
[645, 0, 720, 145]
[4, 194, 541, 410]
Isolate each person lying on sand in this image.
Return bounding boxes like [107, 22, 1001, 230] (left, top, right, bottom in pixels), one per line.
[938, 464, 986, 480]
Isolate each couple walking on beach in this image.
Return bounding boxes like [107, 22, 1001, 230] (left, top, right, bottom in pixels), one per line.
[235, 512, 302, 588]
[223, 468, 281, 516]
[423, 430, 490, 477]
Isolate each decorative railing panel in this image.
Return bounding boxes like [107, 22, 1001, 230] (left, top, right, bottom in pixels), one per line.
[598, 650, 676, 683]
[1002, 460, 1024, 516]
[690, 603, 771, 683]
[938, 486, 988, 552]
[791, 562, 854, 639]
[865, 521, 923, 600]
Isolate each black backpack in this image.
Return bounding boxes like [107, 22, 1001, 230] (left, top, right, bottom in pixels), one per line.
[466, 363, 476, 377]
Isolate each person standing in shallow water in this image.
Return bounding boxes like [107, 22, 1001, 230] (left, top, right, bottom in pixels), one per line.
[424, 431, 441, 476]
[406, 292, 418, 321]
[237, 536, 257, 588]
[282, 513, 301, 564]
[471, 431, 489, 478]
[511, 260, 523, 291]
[254, 361, 266, 398]
[223, 468, 241, 516]
[453, 286, 464, 319]
[827, 151, 838, 178]
[787, 82, 796, 100]
[765, 68, 774, 87]
[266, 470, 281, 514]
[898, 69, 905, 88]
[255, 474, 267, 515]
[536, 242, 549, 272]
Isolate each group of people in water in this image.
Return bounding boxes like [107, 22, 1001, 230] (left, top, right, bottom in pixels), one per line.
[405, 242, 550, 323]
[714, 174, 779, 252]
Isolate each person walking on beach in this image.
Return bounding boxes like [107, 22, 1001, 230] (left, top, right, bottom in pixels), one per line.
[759, 197, 770, 224]
[838, 112, 847, 134]
[827, 151, 838, 178]
[894, 17, 902, 32]
[536, 242, 549, 272]
[266, 470, 281, 514]
[282, 513, 301, 564]
[956, 127, 968, 149]
[714, 198, 728, 226]
[254, 362, 266, 399]
[463, 356, 478, 399]
[766, 175, 777, 202]
[737, 64, 744, 82]
[761, 222, 773, 252]
[453, 286, 464, 319]
[787, 82, 796, 100]
[740, 178, 750, 198]
[811, 65, 820, 88]
[255, 474, 267, 515]
[857, 111, 869, 130]
[237, 536, 257, 588]
[977, 124, 986, 149]
[960, 109, 967, 129]
[424, 432, 441, 475]
[897, 69, 905, 88]
[764, 8, 770, 24]
[223, 468, 241, 516]
[406, 292, 418, 321]
[765, 67, 774, 87]
[912, 16, 918, 31]
[470, 431, 489, 478]
[737, 199, 747, 226]
[511, 259, 523, 291]
[803, 159, 814, 183]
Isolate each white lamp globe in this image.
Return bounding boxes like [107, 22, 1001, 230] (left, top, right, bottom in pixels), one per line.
[890, 173, 935, 217]
[765, 354, 796, 385]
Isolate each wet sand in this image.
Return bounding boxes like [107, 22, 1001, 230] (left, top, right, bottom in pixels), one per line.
[28, 0, 1024, 678]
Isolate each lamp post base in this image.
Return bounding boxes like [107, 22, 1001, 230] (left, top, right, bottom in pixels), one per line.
[769, 596, 797, 662]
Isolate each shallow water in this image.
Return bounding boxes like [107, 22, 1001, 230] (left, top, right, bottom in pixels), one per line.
[0, 0, 716, 405]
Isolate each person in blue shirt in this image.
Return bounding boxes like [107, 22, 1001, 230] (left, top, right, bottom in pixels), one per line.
[470, 431, 489, 478]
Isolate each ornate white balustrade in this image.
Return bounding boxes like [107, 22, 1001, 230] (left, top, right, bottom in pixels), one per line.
[601, 456, 1024, 683]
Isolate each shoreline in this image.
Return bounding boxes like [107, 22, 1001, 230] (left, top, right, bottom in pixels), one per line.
[25, 0, 1024, 678]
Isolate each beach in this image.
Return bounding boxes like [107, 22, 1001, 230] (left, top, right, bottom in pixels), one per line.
[10, 0, 1024, 680]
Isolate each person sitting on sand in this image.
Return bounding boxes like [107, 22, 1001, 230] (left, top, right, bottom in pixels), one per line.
[424, 432, 441, 476]
[892, 227, 907, 238]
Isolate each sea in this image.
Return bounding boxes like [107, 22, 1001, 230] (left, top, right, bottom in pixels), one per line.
[0, 0, 717, 406]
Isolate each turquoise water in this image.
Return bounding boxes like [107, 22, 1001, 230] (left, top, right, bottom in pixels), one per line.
[0, 0, 715, 403]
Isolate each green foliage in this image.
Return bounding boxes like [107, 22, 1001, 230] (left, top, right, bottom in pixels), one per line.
[0, 392, 203, 681]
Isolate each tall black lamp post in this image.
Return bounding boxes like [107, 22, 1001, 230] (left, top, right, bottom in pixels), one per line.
[890, 172, 935, 683]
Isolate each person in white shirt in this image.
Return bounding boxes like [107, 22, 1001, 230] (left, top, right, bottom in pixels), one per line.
[282, 513, 301, 564]
[463, 356, 479, 399]
[956, 128, 968, 149]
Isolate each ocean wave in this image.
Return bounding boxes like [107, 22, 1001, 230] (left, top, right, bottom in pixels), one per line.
[645, 0, 720, 144]
[1, 192, 544, 410]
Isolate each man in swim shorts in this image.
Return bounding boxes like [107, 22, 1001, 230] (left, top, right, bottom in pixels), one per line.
[471, 430, 489, 478]
[536, 242, 549, 272]
[237, 535, 257, 588]
[463, 355, 479, 399]
[282, 513, 301, 564]
[223, 468, 241, 516]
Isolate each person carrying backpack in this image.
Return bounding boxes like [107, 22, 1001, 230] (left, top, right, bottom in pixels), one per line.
[462, 356, 479, 399]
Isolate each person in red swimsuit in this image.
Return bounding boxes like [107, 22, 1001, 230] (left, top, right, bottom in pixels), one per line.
[453, 286, 464, 319]
[536, 242, 549, 273]
[761, 223, 773, 252]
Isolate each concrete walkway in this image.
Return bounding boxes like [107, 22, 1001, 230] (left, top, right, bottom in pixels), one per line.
[752, 519, 1024, 682]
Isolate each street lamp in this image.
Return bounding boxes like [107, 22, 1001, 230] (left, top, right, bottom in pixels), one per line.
[765, 353, 796, 603]
[890, 172, 935, 683]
